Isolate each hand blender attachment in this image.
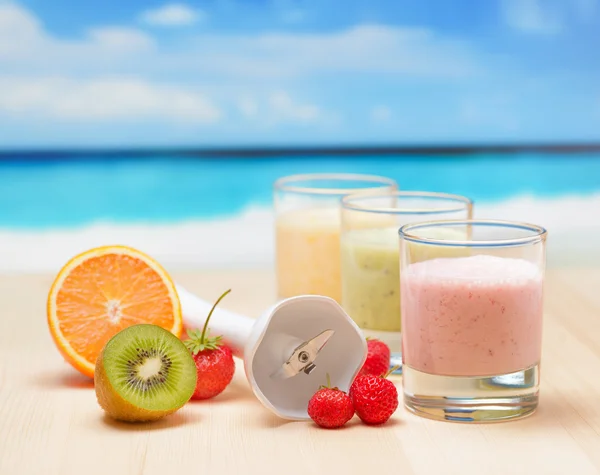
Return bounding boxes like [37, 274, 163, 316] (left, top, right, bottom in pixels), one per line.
[176, 286, 367, 420]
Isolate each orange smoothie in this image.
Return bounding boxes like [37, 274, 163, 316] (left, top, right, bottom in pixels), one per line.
[276, 208, 342, 302]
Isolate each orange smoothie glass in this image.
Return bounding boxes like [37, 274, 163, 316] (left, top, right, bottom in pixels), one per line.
[274, 173, 397, 302]
[399, 219, 547, 423]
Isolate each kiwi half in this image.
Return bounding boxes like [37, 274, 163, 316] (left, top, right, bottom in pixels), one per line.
[95, 324, 197, 422]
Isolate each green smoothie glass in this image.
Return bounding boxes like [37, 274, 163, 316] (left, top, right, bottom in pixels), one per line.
[340, 191, 473, 373]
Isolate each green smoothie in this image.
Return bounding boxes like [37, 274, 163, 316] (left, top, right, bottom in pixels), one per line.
[341, 226, 469, 333]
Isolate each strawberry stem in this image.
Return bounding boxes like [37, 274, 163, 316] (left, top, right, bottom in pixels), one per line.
[383, 365, 401, 379]
[319, 373, 335, 390]
[200, 289, 231, 344]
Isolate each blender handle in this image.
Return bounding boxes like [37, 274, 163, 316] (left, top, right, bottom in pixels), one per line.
[176, 286, 254, 359]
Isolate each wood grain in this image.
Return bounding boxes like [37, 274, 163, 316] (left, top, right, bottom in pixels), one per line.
[1, 268, 600, 475]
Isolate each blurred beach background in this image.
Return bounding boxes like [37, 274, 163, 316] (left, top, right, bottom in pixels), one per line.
[1, 0, 599, 273]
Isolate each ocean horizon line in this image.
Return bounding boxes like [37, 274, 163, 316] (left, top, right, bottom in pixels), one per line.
[2, 142, 600, 161]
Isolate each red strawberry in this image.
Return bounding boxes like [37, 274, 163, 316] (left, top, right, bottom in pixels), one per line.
[360, 338, 391, 377]
[350, 368, 399, 425]
[307, 374, 354, 429]
[184, 289, 235, 400]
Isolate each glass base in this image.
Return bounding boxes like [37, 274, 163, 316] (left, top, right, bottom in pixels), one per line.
[403, 363, 540, 423]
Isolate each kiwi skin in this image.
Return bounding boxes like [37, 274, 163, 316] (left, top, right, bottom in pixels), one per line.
[94, 324, 197, 422]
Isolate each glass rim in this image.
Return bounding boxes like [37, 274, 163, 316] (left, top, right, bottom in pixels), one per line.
[273, 173, 397, 196]
[341, 190, 473, 215]
[399, 219, 548, 248]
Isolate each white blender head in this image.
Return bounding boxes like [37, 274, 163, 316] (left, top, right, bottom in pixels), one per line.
[176, 287, 367, 421]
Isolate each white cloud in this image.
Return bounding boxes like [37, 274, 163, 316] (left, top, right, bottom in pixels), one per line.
[0, 3, 154, 61]
[0, 76, 222, 122]
[202, 25, 478, 79]
[0, 4, 479, 80]
[268, 91, 320, 122]
[139, 3, 204, 27]
[0, 3, 481, 130]
[235, 92, 322, 124]
[0, 3, 44, 57]
[371, 105, 392, 122]
[501, 0, 563, 34]
[0, 2, 39, 46]
[88, 27, 154, 51]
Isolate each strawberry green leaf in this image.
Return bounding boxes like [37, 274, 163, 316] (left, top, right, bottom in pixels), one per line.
[182, 289, 231, 355]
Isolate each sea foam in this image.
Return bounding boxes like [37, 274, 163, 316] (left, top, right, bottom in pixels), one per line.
[0, 193, 599, 273]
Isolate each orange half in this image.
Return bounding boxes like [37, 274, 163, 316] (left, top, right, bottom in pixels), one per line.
[47, 245, 182, 378]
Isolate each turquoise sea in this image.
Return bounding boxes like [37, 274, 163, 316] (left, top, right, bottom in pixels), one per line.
[1, 152, 600, 229]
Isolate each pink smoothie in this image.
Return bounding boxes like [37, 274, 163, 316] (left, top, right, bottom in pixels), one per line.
[401, 254, 543, 377]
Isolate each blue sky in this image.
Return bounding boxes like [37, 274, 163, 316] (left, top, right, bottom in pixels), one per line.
[0, 0, 599, 147]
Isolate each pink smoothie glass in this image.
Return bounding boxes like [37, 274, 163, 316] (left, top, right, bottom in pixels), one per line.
[399, 219, 547, 423]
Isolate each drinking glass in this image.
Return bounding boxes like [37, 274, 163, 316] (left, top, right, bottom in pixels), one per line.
[274, 173, 397, 302]
[340, 191, 473, 372]
[399, 219, 547, 422]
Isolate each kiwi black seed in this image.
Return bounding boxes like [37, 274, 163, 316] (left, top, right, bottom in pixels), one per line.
[94, 324, 197, 422]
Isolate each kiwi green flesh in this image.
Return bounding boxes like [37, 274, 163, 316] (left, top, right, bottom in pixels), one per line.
[102, 324, 197, 411]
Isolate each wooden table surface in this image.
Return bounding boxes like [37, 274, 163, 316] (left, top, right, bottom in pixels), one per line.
[2, 268, 600, 475]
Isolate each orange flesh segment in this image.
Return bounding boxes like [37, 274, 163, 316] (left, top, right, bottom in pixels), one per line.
[51, 249, 180, 372]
